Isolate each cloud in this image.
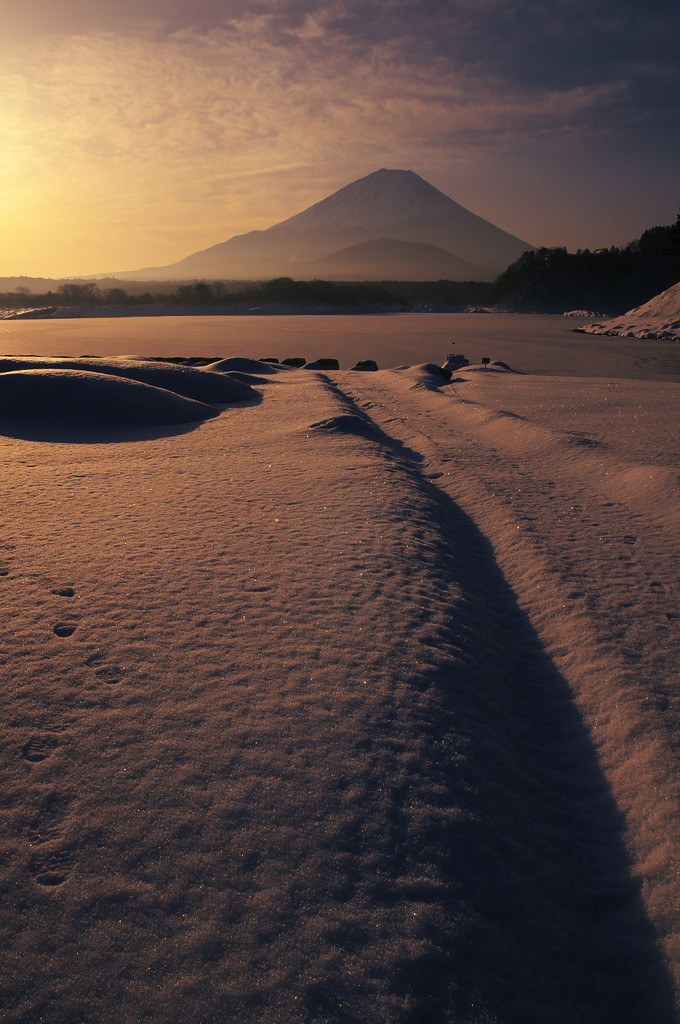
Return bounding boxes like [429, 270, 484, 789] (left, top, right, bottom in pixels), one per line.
[2, 0, 678, 273]
[1, 20, 637, 163]
[6, 1, 678, 121]
[0, 14, 656, 225]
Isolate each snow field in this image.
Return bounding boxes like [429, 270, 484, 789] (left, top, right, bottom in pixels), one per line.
[0, 363, 677, 1023]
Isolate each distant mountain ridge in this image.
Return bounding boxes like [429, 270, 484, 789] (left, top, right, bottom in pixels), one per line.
[110, 169, 535, 282]
[301, 237, 482, 281]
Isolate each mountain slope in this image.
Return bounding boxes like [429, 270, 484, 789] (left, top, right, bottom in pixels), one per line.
[112, 169, 534, 282]
[275, 167, 475, 230]
[299, 237, 486, 281]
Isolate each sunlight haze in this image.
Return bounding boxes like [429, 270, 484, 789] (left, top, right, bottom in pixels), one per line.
[1, 0, 678, 277]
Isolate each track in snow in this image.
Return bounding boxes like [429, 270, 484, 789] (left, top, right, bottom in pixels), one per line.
[1, 368, 677, 1024]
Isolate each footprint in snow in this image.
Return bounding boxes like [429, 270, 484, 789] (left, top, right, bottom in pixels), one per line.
[53, 622, 77, 637]
[25, 792, 75, 887]
[29, 845, 74, 888]
[86, 650, 124, 685]
[22, 734, 59, 763]
[94, 665, 123, 685]
[26, 794, 70, 846]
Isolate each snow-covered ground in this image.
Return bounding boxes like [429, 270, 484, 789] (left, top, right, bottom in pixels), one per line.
[579, 281, 680, 341]
[0, 343, 677, 1022]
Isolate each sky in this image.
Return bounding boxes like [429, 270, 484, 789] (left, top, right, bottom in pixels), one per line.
[1, 0, 679, 279]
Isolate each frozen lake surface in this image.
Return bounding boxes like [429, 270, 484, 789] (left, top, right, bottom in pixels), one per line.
[1, 312, 679, 380]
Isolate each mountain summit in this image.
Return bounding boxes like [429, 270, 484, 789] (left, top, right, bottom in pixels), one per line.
[275, 169, 474, 231]
[115, 170, 534, 281]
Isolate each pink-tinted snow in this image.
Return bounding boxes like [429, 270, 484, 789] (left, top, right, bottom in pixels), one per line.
[0, 329, 677, 1023]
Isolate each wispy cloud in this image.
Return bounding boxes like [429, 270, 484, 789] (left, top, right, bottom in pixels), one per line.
[1, 0, 678, 274]
[1, 23, 635, 179]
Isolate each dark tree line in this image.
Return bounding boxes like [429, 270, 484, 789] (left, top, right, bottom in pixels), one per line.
[2, 214, 678, 314]
[490, 215, 680, 313]
[0, 278, 407, 310]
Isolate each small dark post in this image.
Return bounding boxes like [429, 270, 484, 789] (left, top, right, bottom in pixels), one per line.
[481, 357, 491, 370]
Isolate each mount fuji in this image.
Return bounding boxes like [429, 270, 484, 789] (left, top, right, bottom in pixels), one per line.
[114, 169, 535, 282]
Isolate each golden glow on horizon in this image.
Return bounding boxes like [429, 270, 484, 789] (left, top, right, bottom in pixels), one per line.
[0, 24, 672, 278]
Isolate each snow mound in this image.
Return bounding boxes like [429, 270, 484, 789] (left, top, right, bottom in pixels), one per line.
[309, 413, 381, 439]
[0, 369, 218, 425]
[224, 371, 273, 386]
[388, 362, 453, 392]
[0, 357, 255, 403]
[204, 357, 281, 375]
[579, 282, 680, 340]
[395, 362, 452, 381]
[457, 360, 519, 373]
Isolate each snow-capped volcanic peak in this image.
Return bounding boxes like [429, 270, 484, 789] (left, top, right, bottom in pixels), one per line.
[107, 168, 535, 280]
[276, 169, 474, 231]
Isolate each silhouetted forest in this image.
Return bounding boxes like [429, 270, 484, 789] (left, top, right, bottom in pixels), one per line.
[0, 278, 410, 310]
[0, 276, 493, 310]
[1, 215, 678, 314]
[490, 215, 680, 312]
